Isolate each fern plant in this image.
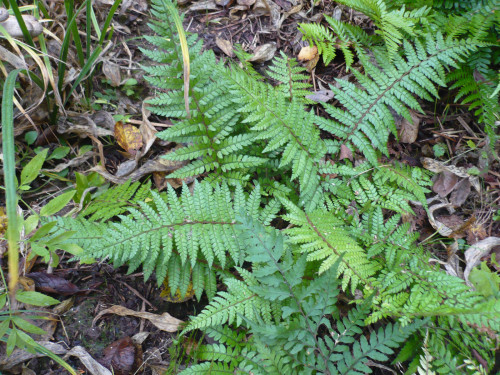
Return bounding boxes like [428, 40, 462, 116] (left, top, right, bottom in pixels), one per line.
[47, 0, 499, 373]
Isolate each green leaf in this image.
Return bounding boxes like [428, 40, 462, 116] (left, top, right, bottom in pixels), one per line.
[0, 294, 6, 310]
[25, 131, 38, 145]
[15, 291, 60, 307]
[40, 190, 76, 216]
[0, 319, 10, 341]
[6, 328, 17, 356]
[24, 215, 40, 235]
[12, 317, 47, 335]
[45, 230, 77, 246]
[47, 146, 70, 160]
[29, 221, 57, 242]
[20, 148, 48, 187]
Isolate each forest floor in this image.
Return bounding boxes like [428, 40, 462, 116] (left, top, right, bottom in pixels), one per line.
[0, 1, 499, 374]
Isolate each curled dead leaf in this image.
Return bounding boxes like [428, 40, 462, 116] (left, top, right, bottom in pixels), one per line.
[398, 110, 420, 144]
[93, 305, 183, 332]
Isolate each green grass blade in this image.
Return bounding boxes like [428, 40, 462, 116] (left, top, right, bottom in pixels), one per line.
[63, 45, 103, 106]
[56, 1, 87, 95]
[64, 0, 85, 65]
[98, 0, 123, 45]
[7, 0, 34, 47]
[1, 69, 22, 295]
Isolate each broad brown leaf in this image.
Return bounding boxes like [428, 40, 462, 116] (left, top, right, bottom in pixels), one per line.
[114, 122, 143, 156]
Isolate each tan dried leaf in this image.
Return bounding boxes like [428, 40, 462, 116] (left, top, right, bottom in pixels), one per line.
[237, 0, 255, 6]
[93, 305, 183, 332]
[298, 45, 318, 61]
[398, 110, 420, 143]
[215, 37, 234, 57]
[248, 43, 277, 63]
[102, 61, 121, 87]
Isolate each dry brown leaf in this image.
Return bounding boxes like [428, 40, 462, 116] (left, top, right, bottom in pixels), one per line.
[102, 61, 121, 87]
[99, 337, 141, 375]
[0, 15, 42, 38]
[0, 342, 68, 372]
[188, 0, 218, 11]
[116, 159, 137, 177]
[450, 179, 471, 207]
[298, 45, 318, 61]
[248, 43, 277, 63]
[237, 0, 255, 5]
[432, 171, 459, 197]
[216, 37, 234, 57]
[93, 305, 183, 332]
[114, 121, 143, 156]
[339, 144, 353, 161]
[306, 53, 320, 72]
[306, 89, 334, 103]
[139, 98, 158, 158]
[398, 110, 420, 143]
[27, 272, 81, 296]
[89, 157, 188, 184]
[421, 157, 480, 192]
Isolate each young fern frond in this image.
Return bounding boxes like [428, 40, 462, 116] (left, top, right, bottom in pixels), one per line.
[228, 69, 328, 209]
[281, 198, 378, 292]
[299, 14, 373, 68]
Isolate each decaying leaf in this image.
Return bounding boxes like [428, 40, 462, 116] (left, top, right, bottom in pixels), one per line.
[215, 37, 234, 57]
[89, 156, 188, 184]
[432, 171, 459, 198]
[237, 0, 255, 6]
[114, 122, 143, 156]
[99, 337, 142, 375]
[0, 341, 68, 371]
[65, 346, 112, 375]
[339, 144, 353, 161]
[298, 45, 318, 61]
[421, 157, 480, 193]
[306, 89, 334, 103]
[102, 61, 121, 87]
[27, 272, 81, 296]
[464, 237, 500, 286]
[248, 43, 277, 63]
[398, 110, 420, 143]
[0, 15, 43, 39]
[93, 305, 183, 332]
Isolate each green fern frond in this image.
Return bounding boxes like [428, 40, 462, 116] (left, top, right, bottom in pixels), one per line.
[317, 33, 479, 165]
[52, 182, 280, 298]
[281, 198, 378, 292]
